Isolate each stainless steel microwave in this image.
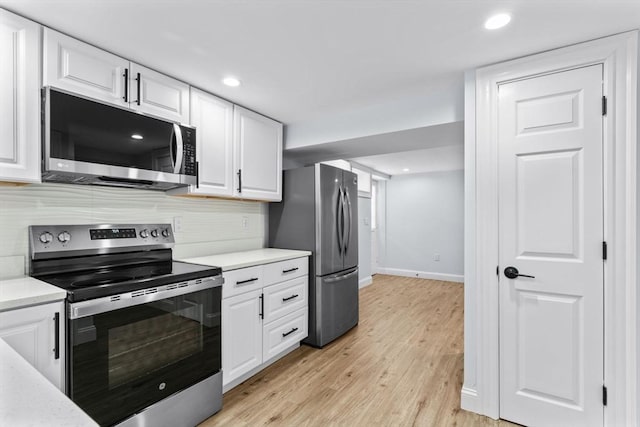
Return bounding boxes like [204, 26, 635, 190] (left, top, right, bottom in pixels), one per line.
[42, 87, 197, 190]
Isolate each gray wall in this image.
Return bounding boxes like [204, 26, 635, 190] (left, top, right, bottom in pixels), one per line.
[383, 170, 464, 278]
[357, 196, 372, 286]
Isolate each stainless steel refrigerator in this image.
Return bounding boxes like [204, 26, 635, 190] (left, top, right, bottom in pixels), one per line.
[269, 164, 359, 348]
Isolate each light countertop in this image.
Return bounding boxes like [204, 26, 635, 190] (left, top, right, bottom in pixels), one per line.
[181, 248, 311, 271]
[0, 276, 66, 312]
[0, 339, 98, 427]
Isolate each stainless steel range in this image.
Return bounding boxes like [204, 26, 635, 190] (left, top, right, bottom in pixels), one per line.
[28, 224, 223, 427]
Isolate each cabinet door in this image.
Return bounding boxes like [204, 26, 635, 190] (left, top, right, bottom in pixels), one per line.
[43, 28, 128, 107]
[233, 106, 283, 201]
[129, 63, 189, 123]
[188, 88, 233, 196]
[0, 10, 41, 183]
[221, 290, 262, 386]
[0, 301, 65, 390]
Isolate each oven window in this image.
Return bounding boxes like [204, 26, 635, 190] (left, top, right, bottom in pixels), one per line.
[108, 309, 202, 388]
[70, 286, 221, 426]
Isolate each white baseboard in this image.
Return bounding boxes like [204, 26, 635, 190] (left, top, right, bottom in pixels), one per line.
[460, 386, 480, 413]
[377, 267, 464, 283]
[359, 276, 373, 288]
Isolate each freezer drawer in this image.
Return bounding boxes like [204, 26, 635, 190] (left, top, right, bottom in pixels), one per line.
[310, 267, 359, 348]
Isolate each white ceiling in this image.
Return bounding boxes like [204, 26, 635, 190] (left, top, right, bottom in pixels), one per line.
[3, 1, 639, 172]
[2, 0, 639, 133]
[352, 145, 464, 176]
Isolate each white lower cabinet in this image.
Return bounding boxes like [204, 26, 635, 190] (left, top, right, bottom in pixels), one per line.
[0, 301, 65, 390]
[221, 257, 309, 389]
[222, 290, 263, 382]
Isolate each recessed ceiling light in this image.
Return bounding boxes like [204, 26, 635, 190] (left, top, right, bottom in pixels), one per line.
[402, 168, 410, 172]
[484, 13, 511, 30]
[223, 77, 241, 87]
[131, 134, 143, 140]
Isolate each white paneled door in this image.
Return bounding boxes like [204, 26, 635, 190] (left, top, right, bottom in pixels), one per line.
[498, 65, 604, 426]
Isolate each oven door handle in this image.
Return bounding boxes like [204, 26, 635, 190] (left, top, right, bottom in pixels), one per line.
[68, 275, 224, 319]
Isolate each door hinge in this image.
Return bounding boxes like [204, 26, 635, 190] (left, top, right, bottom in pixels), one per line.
[603, 385, 608, 406]
[602, 96, 607, 116]
[602, 241, 608, 260]
[496, 265, 499, 276]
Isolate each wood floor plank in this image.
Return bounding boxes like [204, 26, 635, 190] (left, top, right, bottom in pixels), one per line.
[199, 274, 515, 426]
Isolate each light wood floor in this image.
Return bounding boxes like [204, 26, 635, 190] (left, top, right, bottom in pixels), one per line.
[200, 274, 515, 426]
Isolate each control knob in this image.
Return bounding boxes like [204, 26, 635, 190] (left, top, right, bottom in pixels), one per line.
[139, 229, 149, 238]
[57, 231, 71, 243]
[38, 232, 53, 244]
[150, 229, 159, 238]
[161, 229, 170, 238]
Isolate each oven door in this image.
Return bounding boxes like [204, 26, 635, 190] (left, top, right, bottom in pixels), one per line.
[68, 279, 221, 426]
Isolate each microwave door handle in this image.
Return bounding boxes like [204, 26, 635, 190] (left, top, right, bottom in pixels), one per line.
[172, 123, 184, 174]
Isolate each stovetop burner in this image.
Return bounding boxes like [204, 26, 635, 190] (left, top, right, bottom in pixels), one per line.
[57, 263, 172, 288]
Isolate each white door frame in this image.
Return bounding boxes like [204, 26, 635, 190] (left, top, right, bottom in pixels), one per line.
[462, 31, 638, 426]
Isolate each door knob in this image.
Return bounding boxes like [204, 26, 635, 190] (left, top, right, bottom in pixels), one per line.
[504, 266, 535, 279]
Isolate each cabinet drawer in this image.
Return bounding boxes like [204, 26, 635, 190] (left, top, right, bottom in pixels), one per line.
[263, 308, 307, 362]
[263, 276, 308, 323]
[223, 266, 263, 298]
[263, 257, 308, 286]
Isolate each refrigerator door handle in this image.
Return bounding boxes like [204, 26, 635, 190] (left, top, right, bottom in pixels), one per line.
[340, 187, 348, 255]
[344, 188, 352, 254]
[324, 268, 359, 283]
[337, 187, 344, 254]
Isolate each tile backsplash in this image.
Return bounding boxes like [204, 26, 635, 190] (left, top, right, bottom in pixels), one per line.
[0, 183, 267, 279]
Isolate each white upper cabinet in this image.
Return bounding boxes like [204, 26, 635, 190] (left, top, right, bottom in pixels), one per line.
[44, 28, 129, 107]
[0, 10, 41, 184]
[171, 98, 282, 202]
[184, 88, 234, 196]
[129, 63, 189, 124]
[233, 106, 283, 201]
[44, 28, 188, 123]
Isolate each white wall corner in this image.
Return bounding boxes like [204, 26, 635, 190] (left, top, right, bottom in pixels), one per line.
[462, 68, 478, 418]
[359, 276, 373, 288]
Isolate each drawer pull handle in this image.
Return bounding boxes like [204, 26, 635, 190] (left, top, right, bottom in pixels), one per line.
[282, 294, 299, 302]
[236, 277, 259, 285]
[282, 267, 299, 274]
[282, 327, 299, 338]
